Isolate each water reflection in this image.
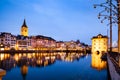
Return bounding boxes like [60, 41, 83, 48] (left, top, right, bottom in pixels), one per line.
[21, 65, 28, 80]
[91, 52, 107, 70]
[0, 53, 107, 80]
[0, 53, 86, 70]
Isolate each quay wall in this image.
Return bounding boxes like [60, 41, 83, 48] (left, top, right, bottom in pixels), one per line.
[107, 55, 120, 80]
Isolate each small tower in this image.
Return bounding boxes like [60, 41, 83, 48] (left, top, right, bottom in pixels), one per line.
[21, 19, 28, 36]
[91, 34, 108, 53]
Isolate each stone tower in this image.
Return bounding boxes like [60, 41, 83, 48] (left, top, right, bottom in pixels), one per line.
[21, 19, 28, 36]
[91, 34, 108, 53]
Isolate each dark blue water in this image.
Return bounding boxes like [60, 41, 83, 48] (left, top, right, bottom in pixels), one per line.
[0, 53, 107, 80]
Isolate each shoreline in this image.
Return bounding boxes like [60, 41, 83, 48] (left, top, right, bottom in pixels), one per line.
[0, 50, 91, 53]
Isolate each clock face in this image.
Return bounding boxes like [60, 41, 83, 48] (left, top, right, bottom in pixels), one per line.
[22, 27, 27, 32]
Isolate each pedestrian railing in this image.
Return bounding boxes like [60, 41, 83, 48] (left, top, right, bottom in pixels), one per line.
[108, 52, 120, 75]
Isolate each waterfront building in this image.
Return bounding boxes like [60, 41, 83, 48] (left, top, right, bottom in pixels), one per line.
[21, 19, 28, 36]
[31, 35, 56, 50]
[16, 35, 32, 50]
[0, 32, 16, 50]
[0, 19, 87, 51]
[64, 40, 82, 50]
[56, 41, 66, 50]
[56, 40, 83, 50]
[10, 35, 16, 49]
[91, 34, 108, 53]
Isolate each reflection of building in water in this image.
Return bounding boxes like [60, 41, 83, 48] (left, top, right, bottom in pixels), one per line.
[0, 53, 56, 71]
[92, 34, 108, 53]
[0, 53, 10, 61]
[44, 60, 48, 66]
[21, 65, 28, 80]
[0, 53, 83, 71]
[91, 53, 106, 70]
[0, 69, 6, 80]
[58, 52, 82, 62]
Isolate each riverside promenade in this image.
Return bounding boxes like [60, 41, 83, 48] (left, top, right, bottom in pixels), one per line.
[107, 52, 120, 80]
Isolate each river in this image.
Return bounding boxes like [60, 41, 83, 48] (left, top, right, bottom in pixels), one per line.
[0, 52, 108, 80]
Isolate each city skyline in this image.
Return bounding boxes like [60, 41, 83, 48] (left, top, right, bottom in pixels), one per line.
[0, 0, 118, 45]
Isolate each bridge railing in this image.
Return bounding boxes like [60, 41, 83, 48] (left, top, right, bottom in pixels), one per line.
[108, 52, 120, 74]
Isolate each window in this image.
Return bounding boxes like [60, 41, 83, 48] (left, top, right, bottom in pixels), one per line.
[99, 47, 100, 49]
[104, 43, 106, 45]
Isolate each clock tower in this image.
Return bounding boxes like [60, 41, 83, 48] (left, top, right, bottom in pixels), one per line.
[21, 19, 28, 36]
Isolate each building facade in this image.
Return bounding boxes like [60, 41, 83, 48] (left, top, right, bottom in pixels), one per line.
[16, 35, 32, 50]
[92, 34, 108, 53]
[31, 35, 56, 50]
[0, 32, 16, 50]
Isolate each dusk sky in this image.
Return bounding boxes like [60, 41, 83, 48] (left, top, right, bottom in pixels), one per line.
[0, 0, 118, 45]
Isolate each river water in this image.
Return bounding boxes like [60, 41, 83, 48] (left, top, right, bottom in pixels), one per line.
[0, 52, 108, 80]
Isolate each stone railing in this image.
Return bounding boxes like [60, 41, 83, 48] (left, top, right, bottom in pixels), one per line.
[108, 52, 120, 75]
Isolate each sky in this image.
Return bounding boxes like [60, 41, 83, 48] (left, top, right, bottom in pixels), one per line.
[0, 0, 118, 45]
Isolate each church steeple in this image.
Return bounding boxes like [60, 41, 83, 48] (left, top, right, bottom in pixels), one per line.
[22, 19, 28, 28]
[21, 19, 28, 36]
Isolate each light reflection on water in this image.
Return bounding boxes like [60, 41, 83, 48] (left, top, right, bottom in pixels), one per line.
[0, 53, 107, 80]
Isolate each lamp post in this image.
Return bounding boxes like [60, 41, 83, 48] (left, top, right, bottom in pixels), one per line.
[110, 0, 112, 53]
[94, 0, 119, 53]
[117, 0, 120, 53]
[117, 0, 120, 67]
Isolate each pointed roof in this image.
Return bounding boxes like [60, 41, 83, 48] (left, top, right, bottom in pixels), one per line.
[21, 19, 28, 28]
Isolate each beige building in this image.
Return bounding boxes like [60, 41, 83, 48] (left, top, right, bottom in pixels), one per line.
[92, 34, 108, 53]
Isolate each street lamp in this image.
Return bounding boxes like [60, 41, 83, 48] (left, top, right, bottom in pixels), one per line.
[94, 0, 120, 53]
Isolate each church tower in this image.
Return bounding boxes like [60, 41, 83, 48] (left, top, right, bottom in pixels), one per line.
[21, 19, 28, 36]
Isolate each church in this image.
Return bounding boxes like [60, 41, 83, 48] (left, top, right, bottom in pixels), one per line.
[21, 19, 28, 36]
[16, 19, 31, 50]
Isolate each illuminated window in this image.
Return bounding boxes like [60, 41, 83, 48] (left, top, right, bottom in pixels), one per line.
[104, 43, 106, 45]
[99, 47, 100, 49]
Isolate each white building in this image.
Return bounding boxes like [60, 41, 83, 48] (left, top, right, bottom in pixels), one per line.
[0, 32, 16, 50]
